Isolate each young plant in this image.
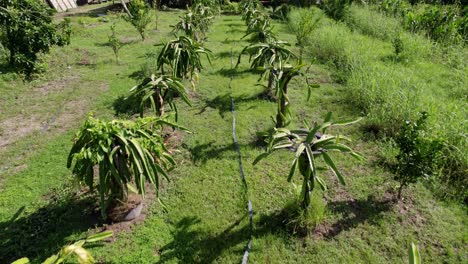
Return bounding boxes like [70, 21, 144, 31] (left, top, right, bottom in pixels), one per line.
[108, 23, 124, 64]
[124, 0, 152, 40]
[394, 112, 443, 199]
[237, 40, 296, 98]
[12, 231, 113, 264]
[254, 113, 364, 210]
[67, 116, 186, 219]
[156, 36, 212, 83]
[129, 74, 192, 121]
[0, 0, 71, 75]
[288, 7, 322, 60]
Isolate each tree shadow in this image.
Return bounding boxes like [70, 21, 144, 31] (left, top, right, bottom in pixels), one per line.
[61, 3, 122, 18]
[318, 194, 395, 239]
[216, 51, 235, 59]
[112, 94, 141, 116]
[157, 194, 396, 262]
[187, 137, 266, 165]
[0, 61, 20, 76]
[0, 193, 101, 263]
[197, 93, 261, 118]
[157, 210, 293, 263]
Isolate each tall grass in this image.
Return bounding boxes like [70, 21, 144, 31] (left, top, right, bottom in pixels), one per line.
[293, 5, 468, 202]
[344, 4, 401, 41]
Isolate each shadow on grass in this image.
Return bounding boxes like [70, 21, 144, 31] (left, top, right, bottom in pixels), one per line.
[0, 194, 100, 263]
[158, 194, 394, 262]
[112, 94, 142, 117]
[187, 137, 266, 165]
[61, 3, 122, 18]
[318, 194, 394, 239]
[197, 93, 261, 118]
[157, 210, 291, 263]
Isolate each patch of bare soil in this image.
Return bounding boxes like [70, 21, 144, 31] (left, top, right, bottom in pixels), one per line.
[0, 116, 43, 148]
[162, 127, 185, 151]
[98, 184, 158, 240]
[0, 82, 108, 152]
[32, 75, 81, 96]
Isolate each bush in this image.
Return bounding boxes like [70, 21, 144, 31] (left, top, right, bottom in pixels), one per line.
[394, 112, 443, 199]
[124, 0, 152, 40]
[0, 0, 71, 75]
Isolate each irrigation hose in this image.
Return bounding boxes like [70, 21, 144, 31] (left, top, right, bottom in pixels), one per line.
[229, 48, 253, 264]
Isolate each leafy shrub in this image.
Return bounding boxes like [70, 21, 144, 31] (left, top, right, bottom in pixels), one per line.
[124, 0, 152, 40]
[0, 0, 71, 75]
[405, 4, 465, 44]
[380, 0, 466, 44]
[394, 112, 443, 199]
[67, 116, 184, 219]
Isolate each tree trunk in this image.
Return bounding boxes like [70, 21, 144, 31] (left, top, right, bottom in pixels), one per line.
[397, 181, 406, 200]
[120, 0, 132, 17]
[266, 69, 275, 99]
[275, 81, 289, 128]
[154, 87, 164, 117]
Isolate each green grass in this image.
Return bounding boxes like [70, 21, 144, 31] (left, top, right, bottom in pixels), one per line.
[0, 3, 466, 263]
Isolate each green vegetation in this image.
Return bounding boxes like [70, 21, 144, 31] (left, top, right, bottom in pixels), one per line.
[0, 1, 466, 263]
[108, 23, 124, 64]
[12, 231, 113, 264]
[124, 0, 152, 40]
[129, 74, 192, 119]
[254, 113, 364, 211]
[156, 35, 212, 81]
[393, 112, 443, 199]
[67, 116, 182, 219]
[0, 0, 71, 75]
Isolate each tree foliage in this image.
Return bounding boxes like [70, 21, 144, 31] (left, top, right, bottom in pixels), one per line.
[67, 116, 186, 219]
[124, 0, 152, 40]
[254, 113, 364, 210]
[0, 0, 71, 75]
[394, 112, 443, 199]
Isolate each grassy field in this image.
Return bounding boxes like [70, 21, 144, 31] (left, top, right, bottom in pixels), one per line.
[0, 3, 466, 263]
